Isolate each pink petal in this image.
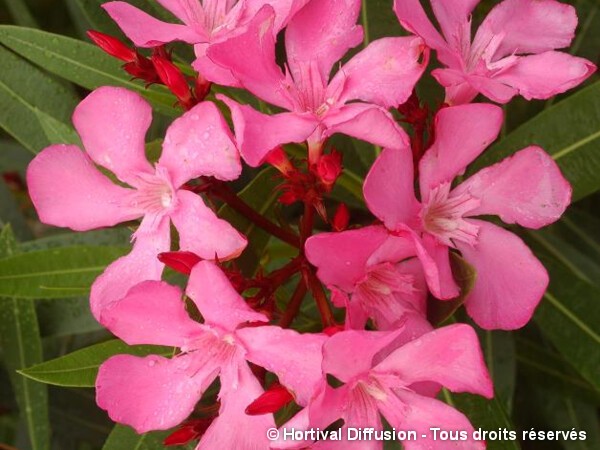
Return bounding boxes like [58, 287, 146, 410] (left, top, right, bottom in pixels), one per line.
[206, 6, 289, 109]
[237, 326, 326, 406]
[156, 0, 205, 26]
[26, 145, 140, 231]
[244, 0, 311, 32]
[492, 52, 596, 100]
[170, 190, 247, 260]
[102, 1, 206, 47]
[475, 0, 577, 59]
[378, 389, 484, 450]
[455, 146, 572, 228]
[432, 68, 480, 105]
[96, 354, 207, 433]
[332, 36, 428, 108]
[100, 281, 200, 347]
[363, 147, 420, 231]
[192, 44, 241, 87]
[72, 87, 154, 186]
[322, 329, 405, 382]
[456, 220, 549, 330]
[419, 104, 503, 199]
[217, 95, 316, 167]
[285, 0, 363, 81]
[374, 324, 493, 398]
[305, 226, 389, 291]
[159, 101, 242, 187]
[187, 261, 267, 330]
[430, 0, 479, 48]
[393, 0, 459, 67]
[199, 363, 275, 450]
[324, 103, 409, 151]
[366, 233, 419, 267]
[90, 216, 170, 321]
[461, 72, 518, 104]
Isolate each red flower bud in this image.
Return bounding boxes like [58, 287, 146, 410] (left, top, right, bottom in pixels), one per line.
[87, 30, 136, 63]
[315, 150, 342, 188]
[151, 55, 194, 109]
[245, 383, 294, 415]
[158, 251, 201, 275]
[265, 147, 294, 175]
[331, 203, 350, 231]
[164, 418, 213, 446]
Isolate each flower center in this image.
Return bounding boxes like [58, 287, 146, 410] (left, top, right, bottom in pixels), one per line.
[355, 263, 415, 306]
[284, 61, 337, 117]
[421, 182, 481, 247]
[131, 166, 177, 215]
[202, 0, 239, 33]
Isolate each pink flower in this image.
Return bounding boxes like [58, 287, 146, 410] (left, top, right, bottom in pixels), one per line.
[394, 0, 596, 104]
[207, 0, 428, 166]
[26, 86, 246, 320]
[273, 325, 493, 450]
[305, 225, 431, 333]
[103, 0, 309, 86]
[363, 103, 572, 329]
[96, 261, 327, 446]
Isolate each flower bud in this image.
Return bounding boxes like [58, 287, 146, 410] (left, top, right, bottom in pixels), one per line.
[87, 30, 136, 62]
[164, 418, 213, 446]
[158, 251, 201, 275]
[315, 150, 342, 188]
[151, 55, 194, 108]
[265, 147, 294, 176]
[245, 383, 294, 415]
[331, 203, 350, 231]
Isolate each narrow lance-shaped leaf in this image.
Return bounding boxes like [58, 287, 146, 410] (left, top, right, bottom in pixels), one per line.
[0, 245, 128, 299]
[471, 80, 600, 201]
[0, 225, 50, 450]
[19, 339, 174, 387]
[0, 25, 177, 116]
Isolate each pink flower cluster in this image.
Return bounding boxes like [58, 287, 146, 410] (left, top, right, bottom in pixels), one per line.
[26, 0, 594, 449]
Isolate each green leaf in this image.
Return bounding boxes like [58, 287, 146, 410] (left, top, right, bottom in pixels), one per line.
[479, 330, 515, 414]
[218, 168, 283, 275]
[527, 386, 600, 450]
[527, 240, 600, 392]
[34, 108, 82, 146]
[19, 339, 173, 387]
[0, 25, 177, 116]
[443, 390, 521, 450]
[0, 45, 79, 152]
[4, 0, 38, 28]
[0, 245, 128, 298]
[472, 80, 600, 200]
[36, 297, 102, 337]
[0, 225, 50, 450]
[516, 337, 600, 405]
[102, 425, 172, 450]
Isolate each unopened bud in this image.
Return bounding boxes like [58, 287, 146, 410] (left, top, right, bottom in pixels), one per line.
[164, 418, 213, 446]
[195, 73, 212, 102]
[87, 30, 136, 62]
[151, 55, 193, 108]
[265, 147, 294, 175]
[315, 150, 342, 187]
[158, 251, 201, 275]
[331, 203, 350, 231]
[245, 383, 294, 415]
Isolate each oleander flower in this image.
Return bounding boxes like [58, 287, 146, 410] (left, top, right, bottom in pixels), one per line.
[26, 86, 246, 319]
[394, 0, 596, 104]
[272, 325, 493, 450]
[207, 0, 427, 166]
[305, 225, 431, 332]
[96, 261, 327, 447]
[363, 103, 572, 329]
[103, 0, 310, 86]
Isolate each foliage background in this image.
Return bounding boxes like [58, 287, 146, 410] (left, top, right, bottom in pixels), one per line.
[0, 0, 599, 449]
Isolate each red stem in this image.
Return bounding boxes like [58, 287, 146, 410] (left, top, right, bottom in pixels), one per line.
[304, 266, 335, 328]
[208, 181, 301, 249]
[278, 278, 308, 328]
